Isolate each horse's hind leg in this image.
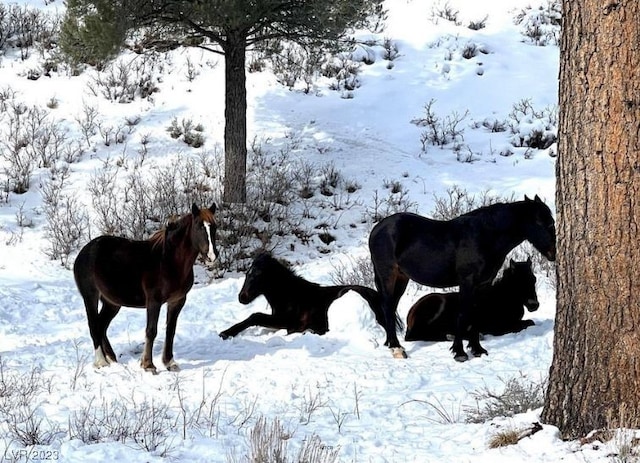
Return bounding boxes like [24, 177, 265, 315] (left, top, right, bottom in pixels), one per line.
[98, 298, 121, 364]
[376, 270, 409, 358]
[76, 281, 110, 368]
[163, 297, 186, 372]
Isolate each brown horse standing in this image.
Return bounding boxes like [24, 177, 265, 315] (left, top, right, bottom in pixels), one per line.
[73, 203, 218, 373]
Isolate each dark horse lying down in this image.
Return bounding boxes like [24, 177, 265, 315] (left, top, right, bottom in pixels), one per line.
[369, 195, 556, 361]
[74, 203, 218, 373]
[405, 258, 539, 342]
[219, 252, 394, 339]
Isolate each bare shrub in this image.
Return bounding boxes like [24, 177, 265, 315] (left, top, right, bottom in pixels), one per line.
[401, 396, 463, 424]
[87, 54, 160, 103]
[324, 55, 361, 94]
[269, 42, 324, 94]
[0, 5, 60, 60]
[466, 373, 547, 423]
[431, 1, 461, 25]
[329, 254, 375, 288]
[514, 1, 561, 46]
[69, 396, 176, 456]
[88, 153, 219, 241]
[296, 434, 340, 463]
[411, 99, 469, 151]
[41, 165, 89, 267]
[468, 16, 489, 30]
[166, 117, 206, 147]
[430, 185, 513, 221]
[0, 360, 58, 447]
[508, 99, 558, 150]
[365, 188, 417, 223]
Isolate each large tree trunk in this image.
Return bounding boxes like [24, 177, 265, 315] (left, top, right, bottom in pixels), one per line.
[541, 1, 640, 439]
[222, 31, 247, 204]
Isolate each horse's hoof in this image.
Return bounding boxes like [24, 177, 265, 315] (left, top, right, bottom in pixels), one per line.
[166, 360, 181, 372]
[391, 347, 408, 359]
[144, 367, 159, 375]
[471, 347, 488, 357]
[454, 353, 469, 362]
[94, 347, 111, 368]
[219, 332, 230, 340]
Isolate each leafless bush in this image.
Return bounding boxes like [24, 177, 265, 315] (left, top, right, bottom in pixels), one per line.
[508, 99, 558, 150]
[466, 373, 547, 423]
[431, 1, 461, 25]
[74, 102, 100, 147]
[382, 37, 399, 61]
[88, 152, 219, 241]
[329, 254, 375, 288]
[365, 187, 418, 223]
[87, 54, 160, 103]
[411, 99, 469, 151]
[41, 165, 89, 267]
[269, 42, 323, 93]
[166, 117, 206, 147]
[324, 55, 361, 94]
[514, 1, 561, 46]
[0, 95, 75, 194]
[401, 396, 463, 424]
[468, 16, 489, 30]
[69, 396, 176, 456]
[430, 185, 512, 220]
[0, 4, 60, 60]
[0, 359, 58, 447]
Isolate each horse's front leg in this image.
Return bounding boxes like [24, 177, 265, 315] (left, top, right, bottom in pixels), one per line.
[163, 297, 186, 372]
[451, 281, 487, 361]
[141, 299, 162, 374]
[463, 284, 488, 359]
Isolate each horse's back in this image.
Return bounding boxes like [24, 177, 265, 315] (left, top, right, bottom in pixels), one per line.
[74, 235, 153, 307]
[405, 292, 457, 341]
[370, 213, 460, 286]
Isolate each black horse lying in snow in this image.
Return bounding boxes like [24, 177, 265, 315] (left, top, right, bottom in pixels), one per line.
[219, 252, 395, 339]
[405, 258, 539, 342]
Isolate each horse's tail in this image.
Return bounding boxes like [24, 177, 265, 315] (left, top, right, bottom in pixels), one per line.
[343, 285, 404, 333]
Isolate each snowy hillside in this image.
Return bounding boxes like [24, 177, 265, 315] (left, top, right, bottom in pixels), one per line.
[0, 1, 623, 462]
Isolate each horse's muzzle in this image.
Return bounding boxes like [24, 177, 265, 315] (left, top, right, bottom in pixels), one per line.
[526, 299, 540, 312]
[238, 291, 250, 305]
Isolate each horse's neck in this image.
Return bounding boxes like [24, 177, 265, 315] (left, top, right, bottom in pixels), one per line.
[263, 271, 310, 309]
[162, 227, 199, 274]
[489, 275, 519, 305]
[485, 204, 527, 259]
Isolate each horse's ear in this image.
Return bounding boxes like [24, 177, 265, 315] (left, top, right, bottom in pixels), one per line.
[191, 203, 200, 216]
[534, 194, 542, 203]
[524, 195, 532, 201]
[526, 256, 532, 264]
[510, 258, 516, 267]
[209, 202, 217, 214]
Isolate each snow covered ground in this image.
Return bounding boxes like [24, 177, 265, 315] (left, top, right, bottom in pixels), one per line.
[0, 1, 625, 462]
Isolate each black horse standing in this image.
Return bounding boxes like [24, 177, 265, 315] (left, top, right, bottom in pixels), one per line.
[368, 195, 556, 361]
[74, 203, 218, 373]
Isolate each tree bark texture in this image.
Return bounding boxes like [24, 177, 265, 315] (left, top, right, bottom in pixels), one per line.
[223, 31, 248, 204]
[542, 0, 640, 439]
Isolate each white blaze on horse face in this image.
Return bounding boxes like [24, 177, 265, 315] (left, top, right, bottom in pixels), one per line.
[204, 221, 217, 263]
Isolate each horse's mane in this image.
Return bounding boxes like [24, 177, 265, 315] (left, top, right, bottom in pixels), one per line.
[148, 213, 191, 252]
[199, 207, 216, 224]
[257, 252, 309, 283]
